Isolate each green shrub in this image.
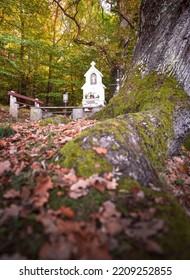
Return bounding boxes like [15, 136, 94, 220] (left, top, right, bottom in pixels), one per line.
[0, 125, 15, 138]
[0, 90, 9, 105]
[174, 178, 185, 186]
[37, 92, 63, 106]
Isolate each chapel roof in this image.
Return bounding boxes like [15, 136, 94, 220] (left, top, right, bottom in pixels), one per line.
[84, 61, 103, 77]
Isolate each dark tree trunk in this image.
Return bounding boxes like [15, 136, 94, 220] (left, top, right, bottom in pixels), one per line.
[134, 0, 190, 95]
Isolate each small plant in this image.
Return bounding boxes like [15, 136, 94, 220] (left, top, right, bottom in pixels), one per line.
[174, 178, 185, 186]
[0, 125, 15, 139]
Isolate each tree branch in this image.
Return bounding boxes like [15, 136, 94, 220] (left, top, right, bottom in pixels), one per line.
[111, 8, 135, 29]
[53, 0, 114, 67]
[74, 38, 114, 67]
[53, 0, 81, 37]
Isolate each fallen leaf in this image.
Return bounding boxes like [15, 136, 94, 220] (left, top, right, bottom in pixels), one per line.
[11, 124, 19, 132]
[56, 206, 75, 218]
[3, 189, 20, 199]
[173, 157, 184, 164]
[31, 162, 41, 170]
[46, 150, 56, 158]
[69, 179, 89, 199]
[125, 219, 165, 240]
[95, 201, 126, 236]
[11, 133, 21, 142]
[98, 201, 121, 223]
[58, 136, 73, 144]
[104, 172, 113, 180]
[34, 176, 54, 196]
[92, 147, 108, 154]
[87, 175, 107, 192]
[39, 240, 72, 260]
[64, 169, 78, 184]
[0, 160, 11, 175]
[9, 145, 17, 155]
[87, 174, 118, 192]
[0, 139, 6, 149]
[138, 208, 156, 221]
[33, 177, 54, 207]
[0, 204, 22, 226]
[14, 161, 25, 176]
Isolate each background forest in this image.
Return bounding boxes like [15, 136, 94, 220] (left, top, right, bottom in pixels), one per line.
[0, 0, 139, 106]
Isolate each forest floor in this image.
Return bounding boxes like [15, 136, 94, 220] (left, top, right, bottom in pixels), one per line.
[0, 105, 190, 260]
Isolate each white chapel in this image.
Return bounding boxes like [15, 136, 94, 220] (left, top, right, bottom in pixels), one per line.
[82, 61, 106, 110]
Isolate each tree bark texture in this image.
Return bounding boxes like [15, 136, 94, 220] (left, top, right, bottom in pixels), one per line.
[133, 0, 190, 95]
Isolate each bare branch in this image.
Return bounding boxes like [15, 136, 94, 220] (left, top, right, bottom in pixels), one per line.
[111, 8, 135, 29]
[53, 0, 81, 37]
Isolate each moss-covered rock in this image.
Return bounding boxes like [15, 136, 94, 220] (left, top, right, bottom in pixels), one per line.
[39, 115, 71, 126]
[0, 125, 16, 138]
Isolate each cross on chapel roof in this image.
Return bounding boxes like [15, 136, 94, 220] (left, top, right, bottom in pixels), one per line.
[91, 61, 96, 67]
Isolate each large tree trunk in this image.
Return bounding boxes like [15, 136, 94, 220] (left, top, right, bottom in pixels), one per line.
[134, 0, 190, 95]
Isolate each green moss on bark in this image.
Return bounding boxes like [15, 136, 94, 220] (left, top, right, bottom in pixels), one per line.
[55, 118, 137, 177]
[124, 110, 172, 167]
[55, 136, 112, 178]
[95, 72, 188, 119]
[94, 72, 189, 168]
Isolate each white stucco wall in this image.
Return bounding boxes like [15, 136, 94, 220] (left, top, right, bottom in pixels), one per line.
[82, 61, 106, 108]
